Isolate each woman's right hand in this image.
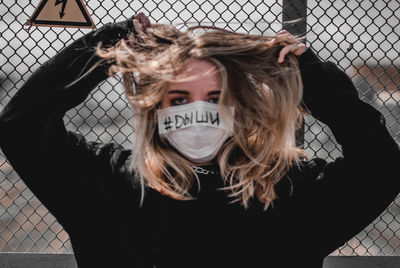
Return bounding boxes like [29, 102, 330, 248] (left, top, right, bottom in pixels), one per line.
[89, 12, 151, 48]
[132, 12, 151, 33]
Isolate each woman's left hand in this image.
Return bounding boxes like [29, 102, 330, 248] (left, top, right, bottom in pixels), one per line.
[271, 29, 307, 63]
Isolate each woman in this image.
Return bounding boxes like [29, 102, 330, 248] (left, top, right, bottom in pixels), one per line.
[0, 12, 399, 268]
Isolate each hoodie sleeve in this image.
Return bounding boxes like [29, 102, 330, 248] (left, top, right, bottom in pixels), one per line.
[0, 17, 136, 224]
[297, 48, 400, 255]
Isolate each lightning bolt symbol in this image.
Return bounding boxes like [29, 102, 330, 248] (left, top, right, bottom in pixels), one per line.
[54, 0, 67, 19]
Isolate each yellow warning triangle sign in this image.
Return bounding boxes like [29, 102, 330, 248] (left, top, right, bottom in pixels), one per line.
[25, 0, 96, 29]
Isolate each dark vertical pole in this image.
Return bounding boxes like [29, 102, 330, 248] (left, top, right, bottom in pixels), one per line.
[282, 0, 307, 148]
[282, 0, 308, 37]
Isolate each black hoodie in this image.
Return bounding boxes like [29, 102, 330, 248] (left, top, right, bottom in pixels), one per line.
[1, 18, 399, 268]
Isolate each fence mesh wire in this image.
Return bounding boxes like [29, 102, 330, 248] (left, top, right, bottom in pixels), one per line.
[1, 0, 399, 256]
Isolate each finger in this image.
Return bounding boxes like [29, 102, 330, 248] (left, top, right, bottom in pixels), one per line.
[133, 12, 143, 20]
[275, 30, 291, 38]
[135, 12, 151, 29]
[271, 36, 289, 46]
[277, 29, 289, 35]
[292, 43, 307, 56]
[277, 44, 297, 63]
[278, 43, 306, 63]
[277, 48, 288, 63]
[271, 33, 292, 45]
[133, 19, 143, 33]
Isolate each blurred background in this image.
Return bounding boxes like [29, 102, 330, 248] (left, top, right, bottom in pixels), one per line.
[1, 0, 399, 256]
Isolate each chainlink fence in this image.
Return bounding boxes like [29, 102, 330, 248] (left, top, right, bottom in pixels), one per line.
[1, 0, 400, 256]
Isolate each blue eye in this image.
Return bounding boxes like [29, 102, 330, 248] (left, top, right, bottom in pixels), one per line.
[170, 97, 188, 106]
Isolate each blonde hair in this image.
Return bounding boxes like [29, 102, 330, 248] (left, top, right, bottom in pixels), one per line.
[96, 23, 308, 210]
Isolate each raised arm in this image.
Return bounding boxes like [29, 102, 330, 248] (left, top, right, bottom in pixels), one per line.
[0, 16, 137, 222]
[297, 48, 400, 255]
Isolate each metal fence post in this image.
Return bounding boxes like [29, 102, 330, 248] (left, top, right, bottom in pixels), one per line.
[282, 0, 308, 37]
[282, 0, 307, 148]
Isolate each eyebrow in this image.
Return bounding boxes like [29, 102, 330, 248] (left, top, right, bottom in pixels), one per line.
[168, 90, 189, 95]
[168, 90, 221, 95]
[207, 90, 221, 96]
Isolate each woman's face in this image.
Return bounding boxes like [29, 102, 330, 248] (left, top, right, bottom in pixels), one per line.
[161, 58, 222, 108]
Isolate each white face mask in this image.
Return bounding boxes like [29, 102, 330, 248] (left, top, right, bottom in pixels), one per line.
[157, 101, 235, 164]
